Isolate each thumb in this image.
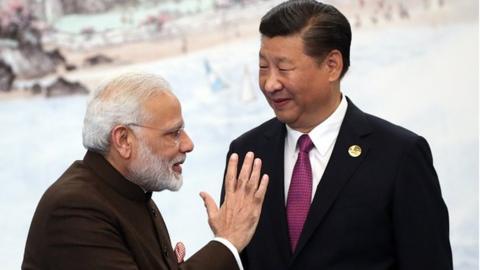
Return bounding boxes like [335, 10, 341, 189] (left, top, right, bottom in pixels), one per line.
[200, 192, 219, 219]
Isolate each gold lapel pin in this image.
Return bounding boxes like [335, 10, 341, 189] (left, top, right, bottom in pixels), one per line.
[348, 145, 362, 157]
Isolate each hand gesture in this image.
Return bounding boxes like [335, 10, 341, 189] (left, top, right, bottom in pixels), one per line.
[200, 152, 269, 252]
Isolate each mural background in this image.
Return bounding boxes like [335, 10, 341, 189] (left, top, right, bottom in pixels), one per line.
[0, 0, 477, 269]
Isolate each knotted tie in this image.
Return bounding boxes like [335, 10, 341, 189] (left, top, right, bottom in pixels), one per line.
[287, 134, 314, 252]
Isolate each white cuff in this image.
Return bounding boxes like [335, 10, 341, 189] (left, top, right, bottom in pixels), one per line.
[212, 237, 244, 270]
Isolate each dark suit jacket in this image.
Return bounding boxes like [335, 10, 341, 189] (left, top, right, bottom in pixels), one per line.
[23, 151, 238, 270]
[222, 98, 452, 270]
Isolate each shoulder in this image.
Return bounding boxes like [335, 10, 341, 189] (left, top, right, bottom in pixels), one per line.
[365, 113, 432, 162]
[37, 161, 108, 216]
[230, 117, 282, 146]
[364, 112, 422, 144]
[26, 160, 114, 250]
[357, 111, 435, 171]
[345, 100, 432, 161]
[346, 97, 423, 146]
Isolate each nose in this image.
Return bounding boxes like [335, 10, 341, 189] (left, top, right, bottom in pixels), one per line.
[261, 70, 283, 94]
[180, 130, 194, 153]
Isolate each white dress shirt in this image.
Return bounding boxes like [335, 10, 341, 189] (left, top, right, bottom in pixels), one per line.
[284, 95, 348, 204]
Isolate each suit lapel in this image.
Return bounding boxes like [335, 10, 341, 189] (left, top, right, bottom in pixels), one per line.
[262, 121, 292, 261]
[290, 99, 372, 262]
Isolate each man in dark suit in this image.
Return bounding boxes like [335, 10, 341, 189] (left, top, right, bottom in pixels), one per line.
[23, 73, 269, 270]
[221, 1, 453, 269]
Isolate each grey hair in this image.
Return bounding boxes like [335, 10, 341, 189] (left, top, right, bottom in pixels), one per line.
[82, 72, 172, 155]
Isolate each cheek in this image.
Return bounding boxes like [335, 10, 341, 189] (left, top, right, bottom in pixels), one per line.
[150, 141, 170, 157]
[284, 84, 311, 109]
[282, 71, 303, 89]
[160, 145, 181, 159]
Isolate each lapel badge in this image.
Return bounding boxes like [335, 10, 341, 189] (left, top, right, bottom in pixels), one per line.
[348, 145, 362, 157]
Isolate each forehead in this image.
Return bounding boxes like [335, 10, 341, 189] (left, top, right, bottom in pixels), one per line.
[143, 92, 183, 129]
[259, 35, 306, 61]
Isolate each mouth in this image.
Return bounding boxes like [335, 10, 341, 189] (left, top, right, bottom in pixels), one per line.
[172, 159, 185, 174]
[270, 97, 291, 109]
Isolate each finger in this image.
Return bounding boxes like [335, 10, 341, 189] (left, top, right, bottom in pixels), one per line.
[238, 152, 254, 188]
[246, 158, 262, 194]
[225, 153, 238, 194]
[200, 192, 219, 219]
[254, 174, 269, 203]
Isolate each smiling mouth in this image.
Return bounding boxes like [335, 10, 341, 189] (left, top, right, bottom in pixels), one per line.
[271, 98, 291, 108]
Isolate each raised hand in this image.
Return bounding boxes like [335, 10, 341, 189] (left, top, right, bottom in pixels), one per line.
[200, 152, 269, 252]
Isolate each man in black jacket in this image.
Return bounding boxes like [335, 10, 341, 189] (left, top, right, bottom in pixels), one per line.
[222, 1, 453, 269]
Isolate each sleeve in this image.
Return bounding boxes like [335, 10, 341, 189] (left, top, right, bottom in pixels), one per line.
[46, 205, 139, 270]
[179, 241, 239, 270]
[393, 136, 453, 270]
[213, 237, 244, 270]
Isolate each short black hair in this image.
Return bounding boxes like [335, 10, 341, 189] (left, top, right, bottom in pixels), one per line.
[259, 0, 352, 78]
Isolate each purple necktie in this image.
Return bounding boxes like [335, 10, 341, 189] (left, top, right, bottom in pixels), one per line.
[287, 134, 314, 252]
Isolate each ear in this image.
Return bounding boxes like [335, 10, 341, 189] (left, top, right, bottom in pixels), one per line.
[324, 49, 343, 82]
[110, 125, 134, 159]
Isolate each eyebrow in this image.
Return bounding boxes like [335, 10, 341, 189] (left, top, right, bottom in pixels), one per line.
[277, 57, 294, 65]
[258, 53, 293, 65]
[164, 121, 184, 133]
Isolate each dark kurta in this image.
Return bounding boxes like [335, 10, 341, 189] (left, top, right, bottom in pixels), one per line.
[23, 151, 238, 270]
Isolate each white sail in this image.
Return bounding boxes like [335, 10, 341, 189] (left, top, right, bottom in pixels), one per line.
[240, 65, 256, 102]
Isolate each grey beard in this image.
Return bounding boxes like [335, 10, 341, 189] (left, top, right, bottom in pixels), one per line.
[127, 139, 184, 192]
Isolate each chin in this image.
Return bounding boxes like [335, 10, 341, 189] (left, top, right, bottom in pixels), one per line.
[148, 174, 183, 192]
[167, 183, 182, 192]
[167, 175, 183, 191]
[274, 113, 295, 125]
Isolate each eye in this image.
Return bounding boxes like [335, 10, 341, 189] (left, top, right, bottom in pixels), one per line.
[171, 128, 183, 138]
[278, 67, 294, 72]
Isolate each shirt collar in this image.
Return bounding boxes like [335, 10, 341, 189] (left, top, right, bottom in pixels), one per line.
[286, 94, 348, 156]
